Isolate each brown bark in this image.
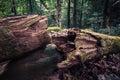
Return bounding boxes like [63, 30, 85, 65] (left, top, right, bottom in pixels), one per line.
[67, 0, 71, 28]
[51, 29, 120, 69]
[73, 0, 77, 28]
[28, 0, 33, 14]
[0, 15, 50, 62]
[56, 0, 62, 27]
[11, 0, 17, 15]
[103, 0, 110, 29]
[79, 0, 83, 28]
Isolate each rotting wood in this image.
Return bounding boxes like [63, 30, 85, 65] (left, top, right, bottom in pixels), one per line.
[0, 15, 50, 62]
[51, 29, 120, 69]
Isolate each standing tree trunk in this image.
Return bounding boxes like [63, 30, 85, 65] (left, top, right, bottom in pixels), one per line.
[79, 0, 83, 28]
[11, 0, 17, 15]
[103, 0, 110, 29]
[67, 0, 71, 28]
[56, 0, 62, 27]
[28, 0, 33, 14]
[73, 0, 77, 28]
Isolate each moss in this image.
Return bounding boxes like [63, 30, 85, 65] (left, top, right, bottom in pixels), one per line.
[73, 50, 87, 62]
[111, 37, 120, 53]
[81, 29, 120, 54]
[47, 27, 62, 32]
[62, 60, 70, 65]
[60, 50, 86, 66]
[78, 33, 88, 36]
[1, 16, 41, 30]
[81, 29, 114, 39]
[84, 28, 94, 32]
[0, 28, 23, 61]
[0, 15, 49, 62]
[22, 16, 41, 28]
[58, 30, 120, 68]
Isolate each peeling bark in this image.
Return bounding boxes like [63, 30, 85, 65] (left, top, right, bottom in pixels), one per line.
[51, 29, 120, 69]
[0, 15, 50, 62]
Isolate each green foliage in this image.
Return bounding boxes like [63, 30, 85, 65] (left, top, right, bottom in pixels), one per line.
[84, 26, 120, 36]
[97, 27, 120, 36]
[0, 0, 120, 36]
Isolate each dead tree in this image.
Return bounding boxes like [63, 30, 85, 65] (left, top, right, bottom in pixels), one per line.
[0, 15, 50, 62]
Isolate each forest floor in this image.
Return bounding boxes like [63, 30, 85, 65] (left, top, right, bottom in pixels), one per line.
[55, 53, 120, 80]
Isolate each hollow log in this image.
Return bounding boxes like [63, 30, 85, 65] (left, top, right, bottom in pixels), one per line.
[0, 15, 50, 62]
[51, 29, 120, 68]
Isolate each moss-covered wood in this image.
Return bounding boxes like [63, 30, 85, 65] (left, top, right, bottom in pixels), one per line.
[51, 29, 120, 68]
[80, 30, 120, 54]
[0, 15, 50, 62]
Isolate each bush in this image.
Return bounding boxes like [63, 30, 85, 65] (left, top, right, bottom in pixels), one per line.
[95, 27, 120, 36]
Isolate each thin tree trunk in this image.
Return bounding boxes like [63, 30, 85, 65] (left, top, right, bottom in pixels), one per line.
[22, 0, 26, 15]
[67, 0, 71, 28]
[11, 0, 17, 15]
[103, 0, 110, 29]
[73, 0, 77, 28]
[25, 0, 29, 14]
[79, 0, 83, 28]
[28, 0, 33, 14]
[57, 0, 62, 27]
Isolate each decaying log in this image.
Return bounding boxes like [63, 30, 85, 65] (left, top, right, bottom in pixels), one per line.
[0, 15, 50, 62]
[51, 29, 120, 69]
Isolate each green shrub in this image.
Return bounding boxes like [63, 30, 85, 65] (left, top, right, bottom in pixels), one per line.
[97, 27, 120, 36]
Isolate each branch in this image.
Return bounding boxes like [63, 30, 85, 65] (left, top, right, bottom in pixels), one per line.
[112, 0, 120, 6]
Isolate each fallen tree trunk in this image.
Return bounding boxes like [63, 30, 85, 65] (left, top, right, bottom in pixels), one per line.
[51, 29, 120, 68]
[0, 15, 50, 62]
